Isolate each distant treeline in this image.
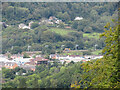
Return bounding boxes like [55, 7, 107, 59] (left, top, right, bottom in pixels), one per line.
[2, 2, 118, 32]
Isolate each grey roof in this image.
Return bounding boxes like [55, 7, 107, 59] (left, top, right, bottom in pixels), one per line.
[19, 65, 35, 70]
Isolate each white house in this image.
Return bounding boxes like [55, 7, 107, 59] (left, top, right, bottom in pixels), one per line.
[19, 23, 30, 29]
[74, 17, 83, 21]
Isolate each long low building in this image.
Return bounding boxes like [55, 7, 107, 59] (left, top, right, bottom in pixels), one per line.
[84, 55, 103, 59]
[50, 54, 103, 60]
[49, 54, 103, 64]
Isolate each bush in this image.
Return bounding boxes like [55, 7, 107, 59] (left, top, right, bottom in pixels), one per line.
[23, 53, 30, 58]
[31, 22, 39, 29]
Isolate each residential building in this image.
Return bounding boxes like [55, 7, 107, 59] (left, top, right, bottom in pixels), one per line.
[3, 62, 18, 69]
[24, 57, 49, 65]
[74, 17, 83, 20]
[84, 55, 103, 59]
[49, 54, 59, 59]
[19, 23, 30, 29]
[49, 16, 57, 21]
[34, 57, 48, 65]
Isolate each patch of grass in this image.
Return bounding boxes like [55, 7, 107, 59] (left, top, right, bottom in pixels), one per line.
[91, 50, 102, 55]
[83, 32, 101, 39]
[48, 28, 101, 39]
[60, 50, 83, 56]
[48, 28, 76, 35]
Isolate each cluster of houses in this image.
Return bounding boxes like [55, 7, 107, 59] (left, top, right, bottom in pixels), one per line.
[0, 49, 103, 72]
[39, 16, 63, 25]
[1, 16, 83, 30]
[0, 16, 84, 30]
[19, 21, 34, 29]
[0, 53, 49, 71]
[18, 16, 84, 30]
[18, 16, 63, 30]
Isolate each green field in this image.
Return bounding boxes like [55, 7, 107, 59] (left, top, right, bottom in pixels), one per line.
[48, 28, 76, 35]
[48, 28, 101, 39]
[61, 51, 83, 56]
[91, 50, 102, 55]
[83, 32, 101, 39]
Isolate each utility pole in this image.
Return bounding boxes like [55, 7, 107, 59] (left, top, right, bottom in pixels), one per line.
[28, 45, 31, 52]
[75, 44, 79, 50]
[61, 45, 65, 53]
[61, 45, 65, 50]
[94, 44, 98, 51]
[11, 46, 13, 50]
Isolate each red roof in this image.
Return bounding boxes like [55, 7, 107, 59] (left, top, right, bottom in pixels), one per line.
[82, 60, 86, 62]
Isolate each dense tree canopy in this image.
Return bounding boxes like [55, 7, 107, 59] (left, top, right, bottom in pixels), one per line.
[2, 2, 117, 54]
[71, 20, 120, 88]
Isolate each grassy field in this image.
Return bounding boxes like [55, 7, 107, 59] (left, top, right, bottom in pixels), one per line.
[83, 32, 101, 39]
[60, 50, 84, 56]
[48, 27, 101, 39]
[91, 49, 102, 55]
[48, 28, 76, 35]
[61, 51, 83, 56]
[61, 50, 102, 55]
